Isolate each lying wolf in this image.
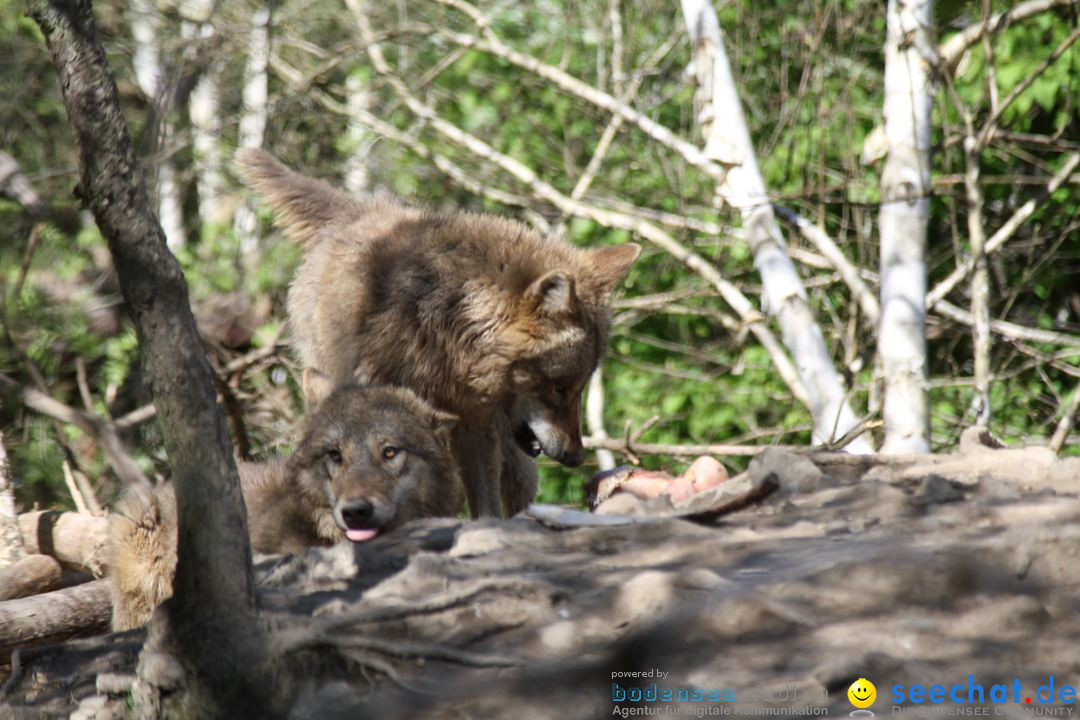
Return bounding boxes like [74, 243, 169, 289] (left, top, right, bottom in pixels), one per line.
[236, 149, 640, 517]
[109, 371, 461, 629]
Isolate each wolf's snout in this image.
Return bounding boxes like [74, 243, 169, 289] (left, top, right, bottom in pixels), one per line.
[339, 500, 378, 539]
[339, 498, 375, 528]
[553, 445, 585, 467]
[336, 498, 383, 543]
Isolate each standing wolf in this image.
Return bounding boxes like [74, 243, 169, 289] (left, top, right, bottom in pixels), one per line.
[110, 372, 461, 629]
[236, 149, 639, 517]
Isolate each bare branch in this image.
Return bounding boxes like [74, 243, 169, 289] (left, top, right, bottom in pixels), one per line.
[1050, 379, 1080, 454]
[583, 435, 803, 458]
[112, 403, 157, 431]
[433, 0, 500, 44]
[571, 35, 681, 201]
[927, 153, 1080, 307]
[939, 0, 1080, 70]
[61, 462, 90, 515]
[0, 372, 150, 489]
[981, 0, 1000, 115]
[978, 27, 1080, 148]
[773, 204, 880, 325]
[13, 224, 43, 300]
[933, 299, 1080, 349]
[942, 58, 993, 424]
[399, 17, 730, 184]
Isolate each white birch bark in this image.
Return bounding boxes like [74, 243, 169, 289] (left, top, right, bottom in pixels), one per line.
[878, 0, 934, 454]
[0, 429, 25, 569]
[586, 369, 616, 472]
[156, 152, 186, 250]
[679, 0, 872, 453]
[343, 72, 372, 194]
[130, 0, 186, 248]
[183, 0, 223, 228]
[964, 136, 991, 426]
[130, 0, 160, 102]
[235, 6, 272, 253]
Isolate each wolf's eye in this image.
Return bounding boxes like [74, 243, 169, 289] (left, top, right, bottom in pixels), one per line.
[381, 446, 399, 460]
[326, 448, 343, 464]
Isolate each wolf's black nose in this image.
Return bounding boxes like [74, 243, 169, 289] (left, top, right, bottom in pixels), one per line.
[340, 499, 375, 528]
[558, 447, 585, 467]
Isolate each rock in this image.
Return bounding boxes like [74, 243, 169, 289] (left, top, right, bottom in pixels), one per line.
[8, 447, 1080, 718]
[750, 447, 828, 494]
[959, 425, 1006, 452]
[911, 474, 964, 505]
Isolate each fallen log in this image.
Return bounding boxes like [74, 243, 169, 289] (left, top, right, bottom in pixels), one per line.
[0, 554, 62, 601]
[18, 511, 109, 577]
[0, 579, 112, 661]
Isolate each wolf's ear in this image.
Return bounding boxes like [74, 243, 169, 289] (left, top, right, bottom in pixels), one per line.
[586, 243, 641, 297]
[429, 408, 459, 435]
[302, 367, 335, 410]
[234, 149, 362, 248]
[525, 270, 576, 316]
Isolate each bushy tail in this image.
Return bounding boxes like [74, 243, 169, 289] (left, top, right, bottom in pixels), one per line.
[108, 484, 177, 630]
[234, 148, 366, 248]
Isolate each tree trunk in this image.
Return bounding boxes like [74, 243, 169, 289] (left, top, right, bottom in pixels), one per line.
[0, 554, 63, 601]
[878, 0, 934, 454]
[184, 0, 222, 229]
[129, 0, 186, 250]
[963, 135, 991, 426]
[0, 578, 111, 658]
[585, 369, 616, 472]
[27, 0, 271, 716]
[679, 0, 872, 453]
[343, 71, 373, 194]
[18, 510, 108, 576]
[0, 429, 24, 569]
[235, 6, 271, 254]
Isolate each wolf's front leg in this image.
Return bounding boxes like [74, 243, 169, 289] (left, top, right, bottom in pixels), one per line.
[499, 433, 539, 517]
[451, 420, 503, 517]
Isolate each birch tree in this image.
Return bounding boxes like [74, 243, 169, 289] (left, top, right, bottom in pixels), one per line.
[234, 6, 271, 253]
[0, 429, 24, 569]
[679, 0, 873, 453]
[129, 0, 186, 249]
[878, 0, 934, 454]
[183, 0, 224, 229]
[343, 71, 373, 194]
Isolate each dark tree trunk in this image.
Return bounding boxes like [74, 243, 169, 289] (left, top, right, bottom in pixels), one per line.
[25, 0, 272, 716]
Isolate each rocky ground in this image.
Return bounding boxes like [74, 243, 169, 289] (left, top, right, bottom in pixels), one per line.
[3, 434, 1080, 719]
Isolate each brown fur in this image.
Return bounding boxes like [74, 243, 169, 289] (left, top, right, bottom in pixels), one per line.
[109, 378, 462, 630]
[235, 149, 639, 517]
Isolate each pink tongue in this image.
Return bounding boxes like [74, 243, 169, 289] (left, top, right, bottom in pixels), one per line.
[346, 528, 379, 542]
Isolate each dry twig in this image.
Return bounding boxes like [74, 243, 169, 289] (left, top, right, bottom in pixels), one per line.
[0, 372, 150, 489]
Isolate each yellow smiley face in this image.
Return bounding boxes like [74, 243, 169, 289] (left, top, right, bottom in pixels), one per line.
[848, 678, 876, 708]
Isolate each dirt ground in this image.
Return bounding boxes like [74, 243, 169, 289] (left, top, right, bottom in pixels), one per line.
[3, 436, 1080, 719]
